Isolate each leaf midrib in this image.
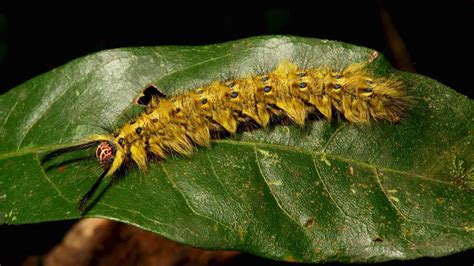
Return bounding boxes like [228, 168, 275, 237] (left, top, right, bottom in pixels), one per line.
[0, 138, 457, 188]
[5, 137, 463, 234]
[216, 139, 456, 187]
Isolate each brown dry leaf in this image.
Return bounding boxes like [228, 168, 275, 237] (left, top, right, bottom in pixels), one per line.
[23, 218, 239, 266]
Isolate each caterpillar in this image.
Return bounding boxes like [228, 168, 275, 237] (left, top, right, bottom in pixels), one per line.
[44, 60, 407, 212]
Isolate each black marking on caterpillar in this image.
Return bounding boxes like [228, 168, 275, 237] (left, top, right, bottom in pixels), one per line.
[43, 60, 408, 213]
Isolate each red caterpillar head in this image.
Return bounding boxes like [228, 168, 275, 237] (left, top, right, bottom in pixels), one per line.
[96, 141, 116, 169]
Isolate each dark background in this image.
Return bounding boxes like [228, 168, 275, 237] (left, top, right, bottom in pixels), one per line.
[0, 2, 473, 266]
[0, 2, 473, 98]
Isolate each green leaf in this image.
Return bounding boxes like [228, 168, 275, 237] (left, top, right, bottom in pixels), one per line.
[0, 36, 472, 263]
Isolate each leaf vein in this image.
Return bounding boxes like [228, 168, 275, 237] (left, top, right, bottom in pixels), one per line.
[373, 168, 465, 231]
[159, 164, 237, 234]
[252, 145, 306, 230]
[310, 154, 348, 217]
[205, 153, 248, 217]
[34, 154, 72, 204]
[321, 123, 347, 153]
[2, 101, 18, 126]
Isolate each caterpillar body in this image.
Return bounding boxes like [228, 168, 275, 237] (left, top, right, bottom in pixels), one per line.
[45, 60, 407, 211]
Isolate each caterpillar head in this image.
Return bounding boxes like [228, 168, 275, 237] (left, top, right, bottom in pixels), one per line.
[96, 137, 126, 177]
[96, 141, 116, 169]
[41, 137, 126, 212]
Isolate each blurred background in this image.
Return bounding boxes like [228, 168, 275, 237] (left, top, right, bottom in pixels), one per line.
[0, 2, 473, 97]
[0, 2, 473, 265]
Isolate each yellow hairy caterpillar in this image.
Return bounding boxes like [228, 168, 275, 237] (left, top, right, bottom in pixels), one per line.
[44, 60, 407, 212]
